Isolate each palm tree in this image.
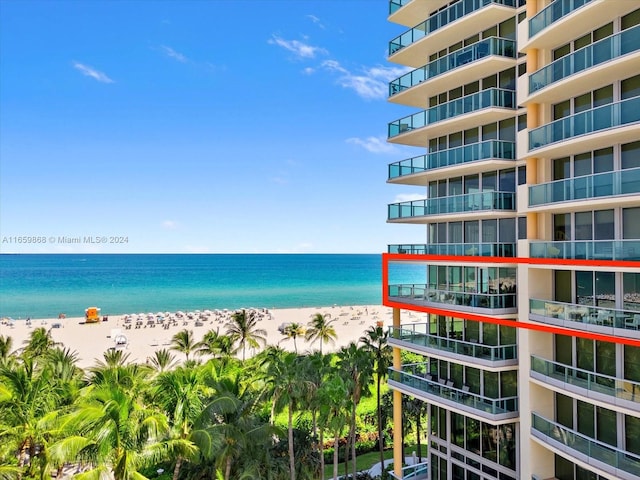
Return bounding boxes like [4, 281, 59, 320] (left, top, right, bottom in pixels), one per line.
[280, 322, 305, 354]
[22, 327, 58, 358]
[225, 310, 267, 361]
[196, 373, 276, 480]
[0, 358, 62, 478]
[262, 351, 312, 480]
[405, 396, 427, 462]
[196, 329, 233, 359]
[0, 335, 14, 364]
[305, 313, 336, 354]
[148, 348, 179, 372]
[303, 352, 332, 478]
[45, 347, 82, 405]
[50, 381, 195, 480]
[337, 342, 373, 479]
[171, 329, 198, 361]
[94, 348, 132, 368]
[317, 375, 351, 480]
[153, 367, 207, 480]
[360, 325, 392, 469]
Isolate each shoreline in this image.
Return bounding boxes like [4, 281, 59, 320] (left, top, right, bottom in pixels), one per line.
[2, 304, 422, 368]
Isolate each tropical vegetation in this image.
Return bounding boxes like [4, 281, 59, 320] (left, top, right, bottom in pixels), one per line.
[0, 318, 426, 480]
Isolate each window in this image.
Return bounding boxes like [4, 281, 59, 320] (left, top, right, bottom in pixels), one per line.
[482, 219, 497, 242]
[499, 169, 515, 192]
[622, 141, 640, 169]
[593, 147, 613, 173]
[622, 74, 640, 100]
[555, 334, 572, 366]
[623, 273, 640, 311]
[594, 210, 614, 240]
[499, 218, 515, 243]
[626, 415, 640, 455]
[623, 207, 640, 238]
[554, 213, 571, 240]
[622, 8, 640, 30]
[517, 217, 527, 240]
[553, 157, 570, 180]
[555, 392, 573, 429]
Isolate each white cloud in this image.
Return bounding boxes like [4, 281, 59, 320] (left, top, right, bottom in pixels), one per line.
[161, 45, 188, 63]
[346, 136, 397, 154]
[306, 14, 325, 29]
[321, 61, 411, 100]
[162, 220, 179, 230]
[321, 59, 347, 74]
[393, 193, 425, 203]
[302, 67, 315, 75]
[72, 62, 114, 83]
[268, 35, 327, 59]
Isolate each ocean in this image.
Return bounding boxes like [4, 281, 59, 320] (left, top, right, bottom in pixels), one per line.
[0, 254, 424, 319]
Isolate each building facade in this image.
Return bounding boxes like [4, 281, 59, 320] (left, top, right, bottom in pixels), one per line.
[383, 1, 640, 479]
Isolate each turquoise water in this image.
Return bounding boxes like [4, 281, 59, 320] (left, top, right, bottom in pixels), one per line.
[0, 254, 424, 319]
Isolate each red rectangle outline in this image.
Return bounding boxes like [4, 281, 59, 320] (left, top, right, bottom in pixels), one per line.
[382, 253, 640, 347]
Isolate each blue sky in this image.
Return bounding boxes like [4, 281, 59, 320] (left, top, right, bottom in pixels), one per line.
[0, 0, 425, 253]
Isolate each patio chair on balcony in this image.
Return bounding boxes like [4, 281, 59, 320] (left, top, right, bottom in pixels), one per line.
[546, 245, 561, 257]
[625, 314, 640, 330]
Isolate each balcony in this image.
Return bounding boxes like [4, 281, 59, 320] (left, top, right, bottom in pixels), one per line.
[388, 191, 515, 223]
[389, 323, 517, 365]
[529, 0, 594, 39]
[389, 37, 517, 107]
[388, 140, 515, 184]
[388, 0, 517, 67]
[530, 355, 640, 411]
[389, 0, 451, 27]
[389, 364, 519, 420]
[388, 462, 429, 480]
[528, 167, 640, 208]
[529, 26, 640, 101]
[528, 96, 640, 158]
[388, 242, 516, 256]
[531, 413, 640, 480]
[388, 284, 517, 314]
[530, 298, 640, 340]
[389, 88, 516, 147]
[529, 239, 640, 261]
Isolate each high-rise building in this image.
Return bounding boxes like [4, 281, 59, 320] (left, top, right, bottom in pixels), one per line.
[383, 1, 640, 479]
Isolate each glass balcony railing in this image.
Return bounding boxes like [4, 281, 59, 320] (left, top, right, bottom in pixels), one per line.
[388, 462, 429, 480]
[530, 26, 640, 93]
[388, 191, 515, 219]
[530, 355, 640, 405]
[389, 0, 412, 15]
[389, 323, 517, 360]
[529, 0, 594, 38]
[390, 364, 519, 415]
[529, 239, 640, 261]
[530, 298, 640, 331]
[529, 96, 640, 150]
[389, 284, 517, 309]
[389, 0, 516, 55]
[388, 140, 515, 179]
[388, 242, 516, 256]
[531, 413, 640, 477]
[389, 88, 515, 138]
[528, 167, 640, 206]
[390, 37, 516, 96]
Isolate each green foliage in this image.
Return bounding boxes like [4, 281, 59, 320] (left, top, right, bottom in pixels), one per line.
[0, 330, 402, 480]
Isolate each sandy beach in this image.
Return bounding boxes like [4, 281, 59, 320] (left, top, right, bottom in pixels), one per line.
[1, 304, 426, 368]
